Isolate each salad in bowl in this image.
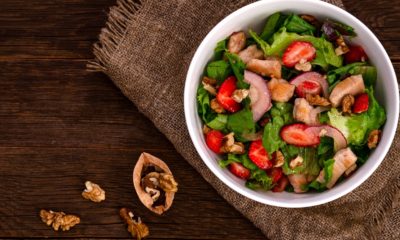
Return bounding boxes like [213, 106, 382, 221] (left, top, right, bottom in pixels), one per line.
[196, 12, 386, 194]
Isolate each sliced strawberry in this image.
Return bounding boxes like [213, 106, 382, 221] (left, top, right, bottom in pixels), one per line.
[205, 130, 224, 154]
[282, 41, 316, 67]
[272, 175, 289, 192]
[216, 76, 241, 113]
[290, 72, 329, 98]
[229, 162, 250, 180]
[267, 167, 283, 183]
[280, 123, 320, 147]
[248, 140, 272, 170]
[353, 93, 369, 114]
[295, 80, 321, 97]
[344, 45, 368, 64]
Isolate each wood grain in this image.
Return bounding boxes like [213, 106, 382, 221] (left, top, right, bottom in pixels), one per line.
[0, 0, 398, 239]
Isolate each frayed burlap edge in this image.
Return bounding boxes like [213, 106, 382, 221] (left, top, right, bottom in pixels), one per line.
[87, 0, 399, 238]
[87, 0, 142, 72]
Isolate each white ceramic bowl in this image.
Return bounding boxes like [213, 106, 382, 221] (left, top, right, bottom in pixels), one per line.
[184, 0, 399, 208]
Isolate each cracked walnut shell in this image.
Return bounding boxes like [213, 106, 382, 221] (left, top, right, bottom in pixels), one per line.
[120, 208, 149, 240]
[133, 152, 178, 215]
[40, 209, 80, 231]
[82, 181, 105, 203]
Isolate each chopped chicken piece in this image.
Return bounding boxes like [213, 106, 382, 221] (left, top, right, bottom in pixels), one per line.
[344, 164, 357, 177]
[329, 75, 365, 107]
[238, 45, 264, 64]
[228, 32, 246, 54]
[288, 174, 308, 193]
[317, 147, 357, 188]
[267, 78, 295, 102]
[293, 98, 319, 125]
[246, 59, 282, 79]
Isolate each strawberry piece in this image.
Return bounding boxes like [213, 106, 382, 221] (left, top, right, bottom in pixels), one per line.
[216, 76, 241, 113]
[280, 123, 320, 147]
[229, 162, 250, 180]
[205, 130, 224, 154]
[272, 175, 289, 192]
[353, 93, 369, 114]
[248, 140, 272, 170]
[282, 41, 316, 67]
[267, 167, 283, 183]
[295, 80, 321, 98]
[344, 45, 368, 64]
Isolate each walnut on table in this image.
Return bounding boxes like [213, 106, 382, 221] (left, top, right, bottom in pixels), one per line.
[40, 209, 80, 231]
[82, 181, 105, 203]
[120, 208, 149, 240]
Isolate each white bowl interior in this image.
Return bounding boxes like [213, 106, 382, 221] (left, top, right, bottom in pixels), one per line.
[184, 0, 399, 208]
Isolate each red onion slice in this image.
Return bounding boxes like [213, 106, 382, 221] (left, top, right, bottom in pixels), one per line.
[305, 125, 347, 150]
[244, 70, 272, 122]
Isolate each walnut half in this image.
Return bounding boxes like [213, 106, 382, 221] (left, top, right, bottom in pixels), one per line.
[306, 94, 331, 107]
[40, 209, 80, 231]
[82, 181, 105, 203]
[368, 130, 381, 149]
[133, 153, 178, 215]
[120, 208, 149, 240]
[342, 94, 355, 114]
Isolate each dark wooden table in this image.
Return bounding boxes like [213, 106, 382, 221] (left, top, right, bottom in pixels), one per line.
[0, 0, 398, 239]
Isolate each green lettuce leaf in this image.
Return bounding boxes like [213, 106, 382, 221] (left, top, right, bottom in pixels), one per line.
[249, 30, 270, 54]
[328, 87, 386, 145]
[225, 52, 249, 89]
[197, 85, 228, 131]
[323, 159, 335, 183]
[197, 85, 215, 123]
[317, 136, 335, 166]
[218, 153, 242, 168]
[326, 62, 377, 89]
[282, 147, 320, 176]
[214, 39, 227, 60]
[206, 114, 228, 131]
[221, 154, 274, 191]
[349, 65, 377, 87]
[306, 158, 334, 192]
[283, 14, 316, 35]
[246, 169, 274, 190]
[262, 102, 293, 157]
[260, 12, 287, 42]
[226, 100, 256, 142]
[266, 28, 342, 69]
[206, 60, 231, 84]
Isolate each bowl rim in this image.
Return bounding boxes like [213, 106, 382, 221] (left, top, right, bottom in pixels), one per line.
[184, 0, 399, 208]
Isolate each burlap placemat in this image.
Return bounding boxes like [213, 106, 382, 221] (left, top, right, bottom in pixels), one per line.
[88, 0, 399, 239]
